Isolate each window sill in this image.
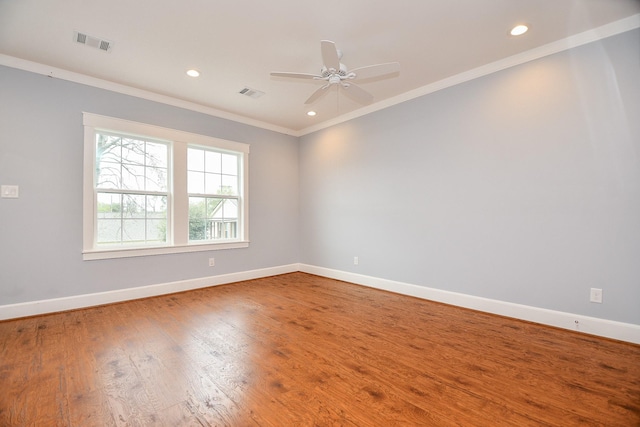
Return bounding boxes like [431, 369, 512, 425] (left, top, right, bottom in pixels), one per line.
[82, 241, 250, 260]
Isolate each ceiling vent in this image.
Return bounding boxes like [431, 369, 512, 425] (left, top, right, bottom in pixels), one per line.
[238, 87, 265, 99]
[73, 31, 113, 52]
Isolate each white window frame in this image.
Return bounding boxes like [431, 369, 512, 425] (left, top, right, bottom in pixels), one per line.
[83, 113, 249, 260]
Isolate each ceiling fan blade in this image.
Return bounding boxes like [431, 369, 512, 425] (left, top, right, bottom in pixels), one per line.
[304, 84, 330, 104]
[341, 82, 374, 104]
[320, 40, 340, 71]
[271, 72, 321, 79]
[350, 62, 400, 80]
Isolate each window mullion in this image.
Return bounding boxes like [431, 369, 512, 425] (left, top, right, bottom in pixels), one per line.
[172, 141, 189, 246]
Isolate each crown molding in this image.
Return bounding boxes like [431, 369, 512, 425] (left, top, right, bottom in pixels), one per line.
[2, 14, 638, 138]
[298, 13, 640, 136]
[0, 53, 299, 137]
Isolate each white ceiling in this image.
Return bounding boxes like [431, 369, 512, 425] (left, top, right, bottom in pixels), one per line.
[1, 0, 639, 135]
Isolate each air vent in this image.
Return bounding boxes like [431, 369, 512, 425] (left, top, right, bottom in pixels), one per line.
[239, 87, 265, 99]
[74, 31, 113, 52]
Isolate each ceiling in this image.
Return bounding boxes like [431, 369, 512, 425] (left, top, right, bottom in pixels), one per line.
[1, 0, 639, 135]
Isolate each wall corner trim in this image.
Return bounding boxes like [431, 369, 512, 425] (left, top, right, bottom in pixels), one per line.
[298, 264, 640, 345]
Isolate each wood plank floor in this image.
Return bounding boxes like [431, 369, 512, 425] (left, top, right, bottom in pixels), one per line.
[1, 272, 639, 426]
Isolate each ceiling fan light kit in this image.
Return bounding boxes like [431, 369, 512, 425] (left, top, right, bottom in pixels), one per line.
[271, 40, 400, 106]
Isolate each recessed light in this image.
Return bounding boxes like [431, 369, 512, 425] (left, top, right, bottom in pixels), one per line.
[510, 24, 529, 36]
[186, 69, 200, 77]
[307, 111, 317, 117]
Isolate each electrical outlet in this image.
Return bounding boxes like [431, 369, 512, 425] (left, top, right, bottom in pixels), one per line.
[1, 185, 19, 198]
[590, 288, 602, 303]
[208, 258, 215, 267]
[354, 256, 359, 265]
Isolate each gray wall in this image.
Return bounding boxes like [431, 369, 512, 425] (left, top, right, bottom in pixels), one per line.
[299, 29, 640, 324]
[2, 29, 639, 326]
[0, 66, 299, 304]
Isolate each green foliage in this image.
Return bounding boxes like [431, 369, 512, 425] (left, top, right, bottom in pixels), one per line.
[189, 198, 223, 240]
[97, 201, 120, 213]
[189, 199, 206, 240]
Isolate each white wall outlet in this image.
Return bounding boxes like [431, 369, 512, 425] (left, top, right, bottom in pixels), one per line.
[1, 185, 19, 198]
[590, 288, 603, 303]
[354, 256, 359, 265]
[208, 257, 215, 267]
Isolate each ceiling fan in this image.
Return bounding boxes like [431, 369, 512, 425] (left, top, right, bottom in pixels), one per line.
[271, 40, 400, 105]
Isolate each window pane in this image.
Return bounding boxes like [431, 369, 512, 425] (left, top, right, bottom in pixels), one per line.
[146, 142, 168, 168]
[191, 222, 207, 240]
[223, 222, 238, 239]
[221, 175, 238, 195]
[204, 173, 221, 195]
[205, 151, 221, 173]
[146, 195, 167, 218]
[188, 148, 204, 171]
[189, 197, 206, 218]
[122, 219, 146, 242]
[122, 164, 145, 191]
[122, 194, 145, 218]
[146, 167, 167, 192]
[96, 193, 167, 246]
[189, 197, 206, 241]
[96, 161, 121, 189]
[186, 197, 239, 241]
[189, 196, 240, 241]
[207, 198, 223, 219]
[97, 193, 121, 218]
[121, 138, 146, 165]
[189, 148, 239, 198]
[97, 219, 121, 244]
[189, 219, 206, 240]
[188, 171, 205, 194]
[96, 135, 169, 196]
[147, 219, 167, 243]
[221, 153, 238, 175]
[223, 199, 238, 218]
[96, 134, 121, 164]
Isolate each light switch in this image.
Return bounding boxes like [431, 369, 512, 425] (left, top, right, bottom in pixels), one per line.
[1, 185, 19, 198]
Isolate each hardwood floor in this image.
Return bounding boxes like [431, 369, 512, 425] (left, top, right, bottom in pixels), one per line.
[1, 272, 639, 426]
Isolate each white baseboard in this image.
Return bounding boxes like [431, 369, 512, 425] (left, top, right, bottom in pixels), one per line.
[299, 264, 640, 345]
[0, 264, 299, 321]
[2, 262, 638, 344]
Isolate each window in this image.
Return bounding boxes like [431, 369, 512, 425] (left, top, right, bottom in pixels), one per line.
[187, 147, 240, 242]
[83, 113, 249, 260]
[95, 133, 169, 247]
